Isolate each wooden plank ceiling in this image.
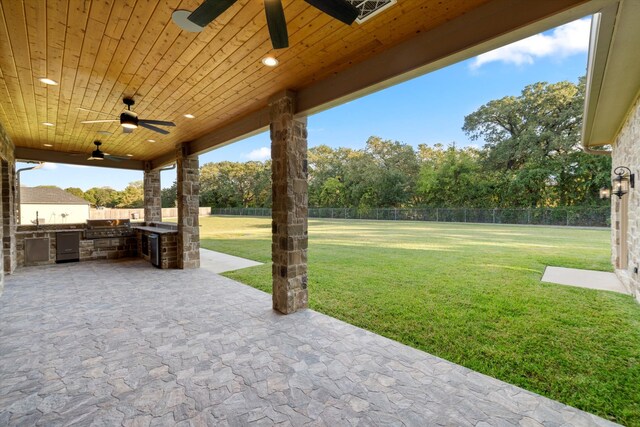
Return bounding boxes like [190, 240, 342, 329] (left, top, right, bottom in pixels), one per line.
[0, 0, 593, 167]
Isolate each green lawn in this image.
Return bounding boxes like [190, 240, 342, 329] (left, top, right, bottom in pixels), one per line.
[199, 215, 640, 425]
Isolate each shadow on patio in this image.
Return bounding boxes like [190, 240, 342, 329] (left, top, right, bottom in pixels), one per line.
[0, 259, 617, 426]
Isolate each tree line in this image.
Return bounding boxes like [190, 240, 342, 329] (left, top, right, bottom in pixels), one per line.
[64, 78, 611, 209]
[190, 78, 611, 209]
[64, 181, 145, 209]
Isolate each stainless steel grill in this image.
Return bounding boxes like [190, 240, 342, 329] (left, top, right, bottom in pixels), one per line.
[85, 219, 134, 239]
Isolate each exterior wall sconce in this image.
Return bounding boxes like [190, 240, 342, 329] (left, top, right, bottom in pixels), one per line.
[599, 187, 611, 199]
[612, 166, 635, 199]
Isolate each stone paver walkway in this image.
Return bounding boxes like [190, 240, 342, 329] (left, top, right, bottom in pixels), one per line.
[0, 260, 618, 426]
[541, 266, 629, 295]
[199, 248, 262, 274]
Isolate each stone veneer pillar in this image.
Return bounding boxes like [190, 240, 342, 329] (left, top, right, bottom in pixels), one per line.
[270, 91, 308, 314]
[176, 144, 200, 269]
[143, 167, 162, 223]
[0, 121, 15, 294]
[1, 159, 16, 274]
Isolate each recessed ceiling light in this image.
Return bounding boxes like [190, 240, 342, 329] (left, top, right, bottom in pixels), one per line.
[39, 78, 58, 85]
[126, 154, 133, 157]
[43, 144, 53, 147]
[42, 122, 54, 126]
[261, 56, 279, 67]
[147, 139, 156, 143]
[184, 114, 195, 119]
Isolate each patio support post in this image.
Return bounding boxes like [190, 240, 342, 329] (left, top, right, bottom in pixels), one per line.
[270, 91, 308, 314]
[1, 159, 16, 274]
[176, 143, 200, 269]
[143, 166, 162, 223]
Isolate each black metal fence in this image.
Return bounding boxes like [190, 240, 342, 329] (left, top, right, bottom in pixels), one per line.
[211, 207, 610, 227]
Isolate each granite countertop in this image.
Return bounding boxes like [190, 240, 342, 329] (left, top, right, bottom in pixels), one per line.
[131, 225, 178, 234]
[16, 228, 85, 234]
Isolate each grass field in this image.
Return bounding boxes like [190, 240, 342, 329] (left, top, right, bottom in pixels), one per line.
[199, 216, 640, 425]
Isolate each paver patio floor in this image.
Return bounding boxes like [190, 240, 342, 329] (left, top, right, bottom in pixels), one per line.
[0, 259, 617, 426]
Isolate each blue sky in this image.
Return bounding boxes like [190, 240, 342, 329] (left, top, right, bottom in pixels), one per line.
[19, 18, 591, 190]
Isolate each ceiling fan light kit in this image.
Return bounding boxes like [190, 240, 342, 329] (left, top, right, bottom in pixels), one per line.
[120, 113, 138, 129]
[80, 98, 175, 135]
[88, 141, 105, 161]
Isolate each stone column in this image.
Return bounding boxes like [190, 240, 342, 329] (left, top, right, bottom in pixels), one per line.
[1, 159, 16, 274]
[176, 144, 200, 269]
[143, 167, 162, 223]
[270, 91, 308, 314]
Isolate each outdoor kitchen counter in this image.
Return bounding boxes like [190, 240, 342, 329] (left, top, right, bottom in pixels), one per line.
[131, 225, 178, 234]
[16, 222, 136, 267]
[133, 224, 178, 269]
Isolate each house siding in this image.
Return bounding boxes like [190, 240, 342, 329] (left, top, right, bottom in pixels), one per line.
[611, 95, 640, 302]
[20, 203, 90, 225]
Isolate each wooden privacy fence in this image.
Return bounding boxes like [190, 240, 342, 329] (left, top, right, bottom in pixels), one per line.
[90, 207, 211, 220]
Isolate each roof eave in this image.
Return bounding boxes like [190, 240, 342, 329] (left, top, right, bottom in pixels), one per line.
[582, 0, 640, 149]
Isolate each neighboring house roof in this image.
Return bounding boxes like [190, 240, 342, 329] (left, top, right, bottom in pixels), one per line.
[582, 1, 640, 148]
[20, 187, 91, 205]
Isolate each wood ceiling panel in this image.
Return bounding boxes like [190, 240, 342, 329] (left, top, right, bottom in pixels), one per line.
[1, 0, 589, 166]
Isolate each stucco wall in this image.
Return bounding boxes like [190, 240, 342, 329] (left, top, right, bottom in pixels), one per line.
[611, 95, 640, 301]
[21, 203, 90, 225]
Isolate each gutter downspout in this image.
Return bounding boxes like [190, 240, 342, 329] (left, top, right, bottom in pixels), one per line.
[15, 162, 45, 225]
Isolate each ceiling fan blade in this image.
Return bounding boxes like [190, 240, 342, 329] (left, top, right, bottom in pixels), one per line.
[81, 120, 119, 124]
[123, 127, 133, 134]
[77, 107, 112, 116]
[105, 155, 124, 162]
[139, 119, 176, 127]
[264, 0, 288, 49]
[188, 0, 237, 27]
[304, 0, 359, 25]
[139, 122, 170, 135]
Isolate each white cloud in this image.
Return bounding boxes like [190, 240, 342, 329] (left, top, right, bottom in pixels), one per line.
[65, 164, 89, 169]
[244, 147, 270, 161]
[41, 163, 57, 170]
[470, 18, 590, 69]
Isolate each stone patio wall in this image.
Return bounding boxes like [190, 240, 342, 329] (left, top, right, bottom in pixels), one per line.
[611, 94, 640, 302]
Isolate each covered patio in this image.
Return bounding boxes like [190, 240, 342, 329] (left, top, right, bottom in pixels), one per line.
[0, 0, 622, 313]
[0, 259, 617, 425]
[0, 0, 636, 424]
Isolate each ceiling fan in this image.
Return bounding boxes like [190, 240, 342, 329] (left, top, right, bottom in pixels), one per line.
[79, 98, 176, 135]
[172, 0, 359, 49]
[87, 141, 129, 162]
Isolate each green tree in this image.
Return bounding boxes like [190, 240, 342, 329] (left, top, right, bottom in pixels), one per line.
[161, 181, 177, 208]
[463, 78, 610, 207]
[365, 137, 420, 207]
[200, 161, 271, 208]
[318, 177, 346, 207]
[117, 181, 144, 208]
[84, 187, 120, 208]
[64, 187, 84, 199]
[308, 145, 352, 207]
[417, 144, 494, 207]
